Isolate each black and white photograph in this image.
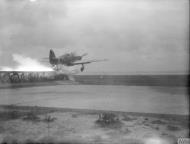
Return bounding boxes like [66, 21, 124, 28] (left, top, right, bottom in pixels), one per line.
[0, 0, 189, 143]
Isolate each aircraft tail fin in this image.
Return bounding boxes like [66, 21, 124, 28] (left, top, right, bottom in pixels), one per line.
[49, 49, 56, 65]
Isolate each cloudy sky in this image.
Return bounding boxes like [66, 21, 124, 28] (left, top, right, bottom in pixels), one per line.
[0, 0, 188, 74]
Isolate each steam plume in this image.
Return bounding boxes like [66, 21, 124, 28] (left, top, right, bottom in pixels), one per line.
[0, 54, 53, 71]
[0, 54, 80, 74]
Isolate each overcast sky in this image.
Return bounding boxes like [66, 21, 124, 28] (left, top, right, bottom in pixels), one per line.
[0, 0, 188, 74]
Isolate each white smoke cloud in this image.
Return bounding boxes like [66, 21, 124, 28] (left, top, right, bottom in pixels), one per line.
[0, 53, 81, 74]
[0, 54, 53, 71]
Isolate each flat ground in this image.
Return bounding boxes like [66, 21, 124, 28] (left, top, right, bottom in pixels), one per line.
[0, 105, 188, 144]
[0, 85, 188, 115]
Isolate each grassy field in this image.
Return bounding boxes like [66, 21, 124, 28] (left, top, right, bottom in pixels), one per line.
[0, 105, 189, 144]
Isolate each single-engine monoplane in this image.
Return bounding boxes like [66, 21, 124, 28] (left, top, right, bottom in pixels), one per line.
[43, 49, 107, 72]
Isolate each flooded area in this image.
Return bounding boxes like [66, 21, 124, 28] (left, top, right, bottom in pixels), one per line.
[0, 85, 188, 115]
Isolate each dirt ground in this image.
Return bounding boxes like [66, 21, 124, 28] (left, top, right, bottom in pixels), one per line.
[0, 105, 189, 144]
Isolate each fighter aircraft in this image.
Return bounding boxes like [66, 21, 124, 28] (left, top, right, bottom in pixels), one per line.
[47, 49, 107, 72]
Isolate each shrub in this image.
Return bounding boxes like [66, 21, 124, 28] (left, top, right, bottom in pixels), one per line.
[144, 118, 149, 121]
[151, 120, 166, 125]
[96, 113, 123, 129]
[0, 111, 22, 120]
[167, 125, 180, 131]
[122, 115, 137, 121]
[43, 115, 56, 123]
[22, 111, 41, 122]
[72, 114, 78, 118]
[1, 136, 19, 144]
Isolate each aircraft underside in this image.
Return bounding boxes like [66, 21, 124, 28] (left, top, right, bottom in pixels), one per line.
[53, 64, 85, 72]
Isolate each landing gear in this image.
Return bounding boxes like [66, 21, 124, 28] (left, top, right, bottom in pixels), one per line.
[81, 64, 85, 72]
[52, 65, 58, 71]
[52, 65, 62, 71]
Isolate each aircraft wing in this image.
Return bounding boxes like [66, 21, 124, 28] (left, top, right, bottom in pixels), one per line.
[72, 59, 108, 65]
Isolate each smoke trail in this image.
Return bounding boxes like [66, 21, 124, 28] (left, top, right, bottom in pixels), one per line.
[0, 54, 53, 71]
[0, 54, 81, 74]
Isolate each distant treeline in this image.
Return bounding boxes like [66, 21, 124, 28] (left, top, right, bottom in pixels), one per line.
[74, 75, 188, 86]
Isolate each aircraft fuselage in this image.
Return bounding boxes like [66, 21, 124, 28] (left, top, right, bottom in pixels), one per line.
[50, 55, 82, 66]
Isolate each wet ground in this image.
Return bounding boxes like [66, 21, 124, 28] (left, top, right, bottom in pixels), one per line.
[0, 85, 188, 115]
